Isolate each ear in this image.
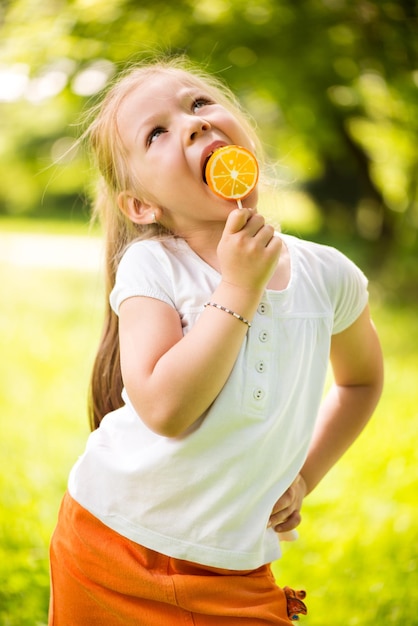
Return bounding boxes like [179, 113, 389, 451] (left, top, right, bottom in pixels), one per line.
[118, 191, 158, 225]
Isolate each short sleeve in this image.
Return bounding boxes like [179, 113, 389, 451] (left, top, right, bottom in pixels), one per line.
[109, 241, 175, 315]
[331, 249, 369, 334]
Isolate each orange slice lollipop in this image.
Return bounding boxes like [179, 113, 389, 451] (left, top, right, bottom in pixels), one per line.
[205, 145, 259, 202]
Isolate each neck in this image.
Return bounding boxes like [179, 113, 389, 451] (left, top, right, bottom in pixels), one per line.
[177, 224, 224, 273]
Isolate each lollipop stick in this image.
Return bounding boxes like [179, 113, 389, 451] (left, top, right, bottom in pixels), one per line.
[237, 199, 243, 209]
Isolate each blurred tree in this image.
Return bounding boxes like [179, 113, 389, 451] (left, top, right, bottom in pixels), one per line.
[0, 0, 417, 271]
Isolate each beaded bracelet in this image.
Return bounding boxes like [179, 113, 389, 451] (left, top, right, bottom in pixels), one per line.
[203, 302, 252, 328]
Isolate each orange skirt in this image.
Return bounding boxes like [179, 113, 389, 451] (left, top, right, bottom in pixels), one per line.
[49, 493, 306, 625]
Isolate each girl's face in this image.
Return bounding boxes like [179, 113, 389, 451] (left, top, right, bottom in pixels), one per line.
[116, 72, 258, 236]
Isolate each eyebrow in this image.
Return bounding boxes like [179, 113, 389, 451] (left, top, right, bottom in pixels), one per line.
[133, 112, 162, 145]
[134, 87, 208, 144]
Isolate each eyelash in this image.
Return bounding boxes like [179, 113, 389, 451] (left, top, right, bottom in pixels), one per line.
[146, 97, 214, 146]
[192, 96, 213, 111]
[147, 126, 166, 145]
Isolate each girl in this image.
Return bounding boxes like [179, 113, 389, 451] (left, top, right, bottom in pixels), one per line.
[49, 57, 383, 625]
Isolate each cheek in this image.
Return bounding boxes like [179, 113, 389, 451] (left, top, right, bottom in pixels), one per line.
[128, 150, 171, 187]
[136, 158, 190, 206]
[224, 116, 254, 150]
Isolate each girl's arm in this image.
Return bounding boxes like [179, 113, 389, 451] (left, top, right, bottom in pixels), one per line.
[118, 209, 281, 437]
[301, 303, 383, 494]
[269, 304, 384, 532]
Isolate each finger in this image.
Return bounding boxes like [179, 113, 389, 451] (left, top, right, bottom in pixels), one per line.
[272, 510, 302, 533]
[224, 207, 253, 234]
[271, 489, 294, 515]
[266, 232, 282, 254]
[247, 228, 281, 258]
[241, 217, 278, 250]
[243, 214, 268, 237]
[254, 223, 277, 247]
[269, 511, 292, 529]
[268, 504, 293, 528]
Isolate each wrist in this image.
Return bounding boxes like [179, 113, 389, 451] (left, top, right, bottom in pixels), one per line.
[204, 302, 252, 328]
[213, 280, 264, 323]
[218, 278, 265, 301]
[298, 472, 311, 497]
[219, 278, 265, 297]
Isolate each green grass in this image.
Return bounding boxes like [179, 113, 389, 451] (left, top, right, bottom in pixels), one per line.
[0, 227, 417, 625]
[0, 215, 95, 236]
[0, 254, 103, 625]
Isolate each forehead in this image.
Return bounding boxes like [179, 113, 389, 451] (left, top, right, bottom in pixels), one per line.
[122, 72, 206, 114]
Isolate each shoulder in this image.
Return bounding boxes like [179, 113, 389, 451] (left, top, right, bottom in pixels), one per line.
[110, 238, 185, 314]
[282, 233, 349, 262]
[115, 237, 194, 282]
[110, 237, 207, 315]
[118, 237, 182, 266]
[281, 234, 369, 333]
[282, 233, 366, 282]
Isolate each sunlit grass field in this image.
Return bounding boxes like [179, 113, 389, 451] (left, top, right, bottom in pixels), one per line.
[0, 224, 417, 625]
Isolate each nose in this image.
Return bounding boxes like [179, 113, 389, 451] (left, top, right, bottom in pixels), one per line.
[188, 116, 211, 141]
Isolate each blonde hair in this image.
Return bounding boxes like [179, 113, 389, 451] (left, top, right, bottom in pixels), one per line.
[86, 55, 263, 429]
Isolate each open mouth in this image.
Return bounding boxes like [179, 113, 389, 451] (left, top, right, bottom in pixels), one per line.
[202, 152, 214, 184]
[201, 142, 227, 184]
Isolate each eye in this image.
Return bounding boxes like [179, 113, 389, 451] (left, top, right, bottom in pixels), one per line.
[147, 126, 166, 146]
[192, 97, 213, 113]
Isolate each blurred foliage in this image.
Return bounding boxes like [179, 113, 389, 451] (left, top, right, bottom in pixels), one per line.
[0, 0, 417, 296]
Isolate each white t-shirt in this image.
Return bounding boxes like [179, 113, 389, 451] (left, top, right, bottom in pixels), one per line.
[68, 234, 368, 570]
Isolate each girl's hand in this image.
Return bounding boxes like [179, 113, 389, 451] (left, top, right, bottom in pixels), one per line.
[217, 208, 282, 293]
[268, 474, 307, 534]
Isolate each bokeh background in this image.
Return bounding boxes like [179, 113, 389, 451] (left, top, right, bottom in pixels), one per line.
[0, 1, 417, 624]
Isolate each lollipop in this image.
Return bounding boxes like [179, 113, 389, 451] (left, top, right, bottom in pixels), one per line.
[205, 145, 259, 208]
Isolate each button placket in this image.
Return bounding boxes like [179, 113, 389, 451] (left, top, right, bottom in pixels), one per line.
[259, 330, 269, 343]
[247, 299, 272, 410]
[253, 388, 265, 401]
[253, 318, 269, 404]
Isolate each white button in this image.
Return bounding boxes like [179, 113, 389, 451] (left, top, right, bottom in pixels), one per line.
[256, 361, 266, 373]
[253, 388, 265, 400]
[258, 303, 267, 315]
[259, 330, 269, 342]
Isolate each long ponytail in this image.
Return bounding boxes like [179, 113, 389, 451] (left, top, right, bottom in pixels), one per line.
[88, 180, 135, 429]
